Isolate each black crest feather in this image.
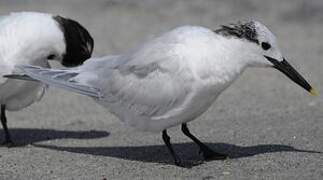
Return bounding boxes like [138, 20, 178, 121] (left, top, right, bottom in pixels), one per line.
[53, 15, 94, 67]
[214, 21, 259, 44]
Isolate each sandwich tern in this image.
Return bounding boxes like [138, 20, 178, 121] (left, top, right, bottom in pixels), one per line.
[6, 21, 316, 166]
[0, 12, 93, 146]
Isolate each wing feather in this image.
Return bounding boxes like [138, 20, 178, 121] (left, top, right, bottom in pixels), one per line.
[102, 43, 193, 120]
[13, 65, 102, 98]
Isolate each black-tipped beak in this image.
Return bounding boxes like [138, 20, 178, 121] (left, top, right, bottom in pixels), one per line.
[264, 56, 317, 96]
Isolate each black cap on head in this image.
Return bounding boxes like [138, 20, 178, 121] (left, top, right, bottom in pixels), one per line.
[214, 21, 259, 45]
[53, 15, 94, 67]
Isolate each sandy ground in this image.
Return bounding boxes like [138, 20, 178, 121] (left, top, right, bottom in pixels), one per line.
[0, 0, 322, 179]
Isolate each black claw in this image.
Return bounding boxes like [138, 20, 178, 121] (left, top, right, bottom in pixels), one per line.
[181, 123, 228, 161]
[174, 159, 185, 167]
[1, 104, 13, 147]
[1, 140, 15, 148]
[202, 150, 228, 161]
[199, 145, 227, 160]
[162, 130, 184, 166]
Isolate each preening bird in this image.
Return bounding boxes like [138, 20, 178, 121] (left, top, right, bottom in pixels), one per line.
[6, 21, 316, 166]
[0, 12, 94, 146]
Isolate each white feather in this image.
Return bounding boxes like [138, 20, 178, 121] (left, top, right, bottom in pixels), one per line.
[0, 12, 65, 110]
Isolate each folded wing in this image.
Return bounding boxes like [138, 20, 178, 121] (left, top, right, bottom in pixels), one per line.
[9, 65, 102, 98]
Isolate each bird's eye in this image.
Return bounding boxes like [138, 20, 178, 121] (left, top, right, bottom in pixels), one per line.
[47, 54, 56, 60]
[261, 42, 271, 51]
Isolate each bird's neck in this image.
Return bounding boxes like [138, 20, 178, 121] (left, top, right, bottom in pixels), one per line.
[192, 36, 250, 87]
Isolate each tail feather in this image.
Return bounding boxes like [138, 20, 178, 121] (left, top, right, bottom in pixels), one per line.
[3, 74, 39, 82]
[8, 65, 102, 98]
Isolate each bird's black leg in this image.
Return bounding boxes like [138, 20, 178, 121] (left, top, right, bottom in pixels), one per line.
[181, 123, 227, 161]
[162, 130, 183, 167]
[1, 104, 13, 146]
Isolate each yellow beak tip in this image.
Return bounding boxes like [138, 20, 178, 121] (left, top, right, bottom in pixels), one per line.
[310, 88, 319, 96]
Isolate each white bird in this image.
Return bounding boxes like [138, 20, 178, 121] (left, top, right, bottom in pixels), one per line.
[7, 21, 316, 166]
[0, 12, 94, 146]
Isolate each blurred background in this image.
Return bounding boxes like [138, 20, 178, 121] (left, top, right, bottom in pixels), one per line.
[0, 0, 322, 179]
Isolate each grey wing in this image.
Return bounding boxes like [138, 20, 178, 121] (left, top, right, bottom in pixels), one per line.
[104, 51, 193, 119]
[9, 65, 102, 98]
[5, 55, 129, 98]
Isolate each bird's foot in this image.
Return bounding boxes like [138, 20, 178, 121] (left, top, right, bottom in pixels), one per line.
[199, 147, 228, 161]
[1, 139, 15, 147]
[173, 158, 186, 167]
[174, 160, 184, 167]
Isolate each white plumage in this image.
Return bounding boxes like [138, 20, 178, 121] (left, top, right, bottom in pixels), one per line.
[0, 12, 64, 110]
[0, 12, 93, 145]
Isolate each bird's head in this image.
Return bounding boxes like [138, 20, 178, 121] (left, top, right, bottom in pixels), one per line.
[53, 15, 94, 67]
[5, 12, 94, 68]
[215, 20, 317, 95]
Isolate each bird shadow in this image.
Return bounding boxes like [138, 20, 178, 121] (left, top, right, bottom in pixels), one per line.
[33, 142, 321, 167]
[0, 128, 110, 146]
